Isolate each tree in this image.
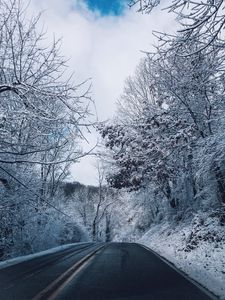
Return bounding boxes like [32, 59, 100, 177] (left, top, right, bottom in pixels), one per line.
[130, 0, 225, 54]
[61, 179, 119, 242]
[91, 160, 118, 241]
[99, 31, 225, 211]
[0, 0, 92, 167]
[0, 0, 93, 259]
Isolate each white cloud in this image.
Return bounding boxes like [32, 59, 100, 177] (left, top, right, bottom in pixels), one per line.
[30, 0, 176, 185]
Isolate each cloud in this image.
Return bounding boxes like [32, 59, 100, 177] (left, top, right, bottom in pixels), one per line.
[30, 0, 176, 185]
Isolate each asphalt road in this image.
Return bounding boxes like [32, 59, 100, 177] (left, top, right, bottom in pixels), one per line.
[0, 243, 216, 300]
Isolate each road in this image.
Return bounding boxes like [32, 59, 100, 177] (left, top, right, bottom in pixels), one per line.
[0, 243, 216, 300]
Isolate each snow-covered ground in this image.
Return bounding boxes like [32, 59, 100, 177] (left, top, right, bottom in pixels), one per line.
[0, 243, 89, 270]
[139, 212, 225, 299]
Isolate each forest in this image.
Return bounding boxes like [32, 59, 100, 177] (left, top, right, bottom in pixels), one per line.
[101, 2, 225, 216]
[0, 0, 225, 278]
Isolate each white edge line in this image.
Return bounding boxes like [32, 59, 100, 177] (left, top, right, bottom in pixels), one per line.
[138, 243, 219, 300]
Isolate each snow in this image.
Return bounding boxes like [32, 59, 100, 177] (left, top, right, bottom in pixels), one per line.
[139, 213, 225, 300]
[0, 242, 90, 270]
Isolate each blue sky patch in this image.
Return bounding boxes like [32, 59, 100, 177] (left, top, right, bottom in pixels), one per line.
[84, 0, 129, 16]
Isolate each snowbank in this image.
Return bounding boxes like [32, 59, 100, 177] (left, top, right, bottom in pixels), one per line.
[0, 242, 89, 270]
[139, 213, 225, 299]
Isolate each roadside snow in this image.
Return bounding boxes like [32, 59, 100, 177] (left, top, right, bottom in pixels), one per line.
[0, 243, 89, 270]
[139, 213, 225, 299]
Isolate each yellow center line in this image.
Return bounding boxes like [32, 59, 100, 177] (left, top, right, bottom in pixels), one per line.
[32, 245, 105, 300]
[47, 255, 96, 300]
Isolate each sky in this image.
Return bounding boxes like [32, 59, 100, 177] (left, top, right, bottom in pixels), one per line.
[30, 0, 176, 185]
[84, 0, 128, 16]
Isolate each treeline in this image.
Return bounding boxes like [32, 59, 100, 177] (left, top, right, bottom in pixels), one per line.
[0, 0, 145, 261]
[0, 0, 93, 260]
[62, 181, 119, 242]
[0, 175, 122, 260]
[99, 0, 225, 226]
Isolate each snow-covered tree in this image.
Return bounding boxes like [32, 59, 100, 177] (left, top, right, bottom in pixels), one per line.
[99, 30, 225, 214]
[0, 0, 92, 167]
[130, 0, 225, 54]
[0, 0, 93, 260]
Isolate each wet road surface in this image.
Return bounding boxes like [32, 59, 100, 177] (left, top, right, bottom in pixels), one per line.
[0, 243, 216, 300]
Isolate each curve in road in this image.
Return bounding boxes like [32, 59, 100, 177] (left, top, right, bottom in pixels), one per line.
[0, 242, 217, 300]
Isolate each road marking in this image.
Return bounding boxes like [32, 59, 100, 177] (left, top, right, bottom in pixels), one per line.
[2, 244, 94, 290]
[32, 245, 105, 300]
[47, 255, 96, 300]
[139, 244, 218, 300]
